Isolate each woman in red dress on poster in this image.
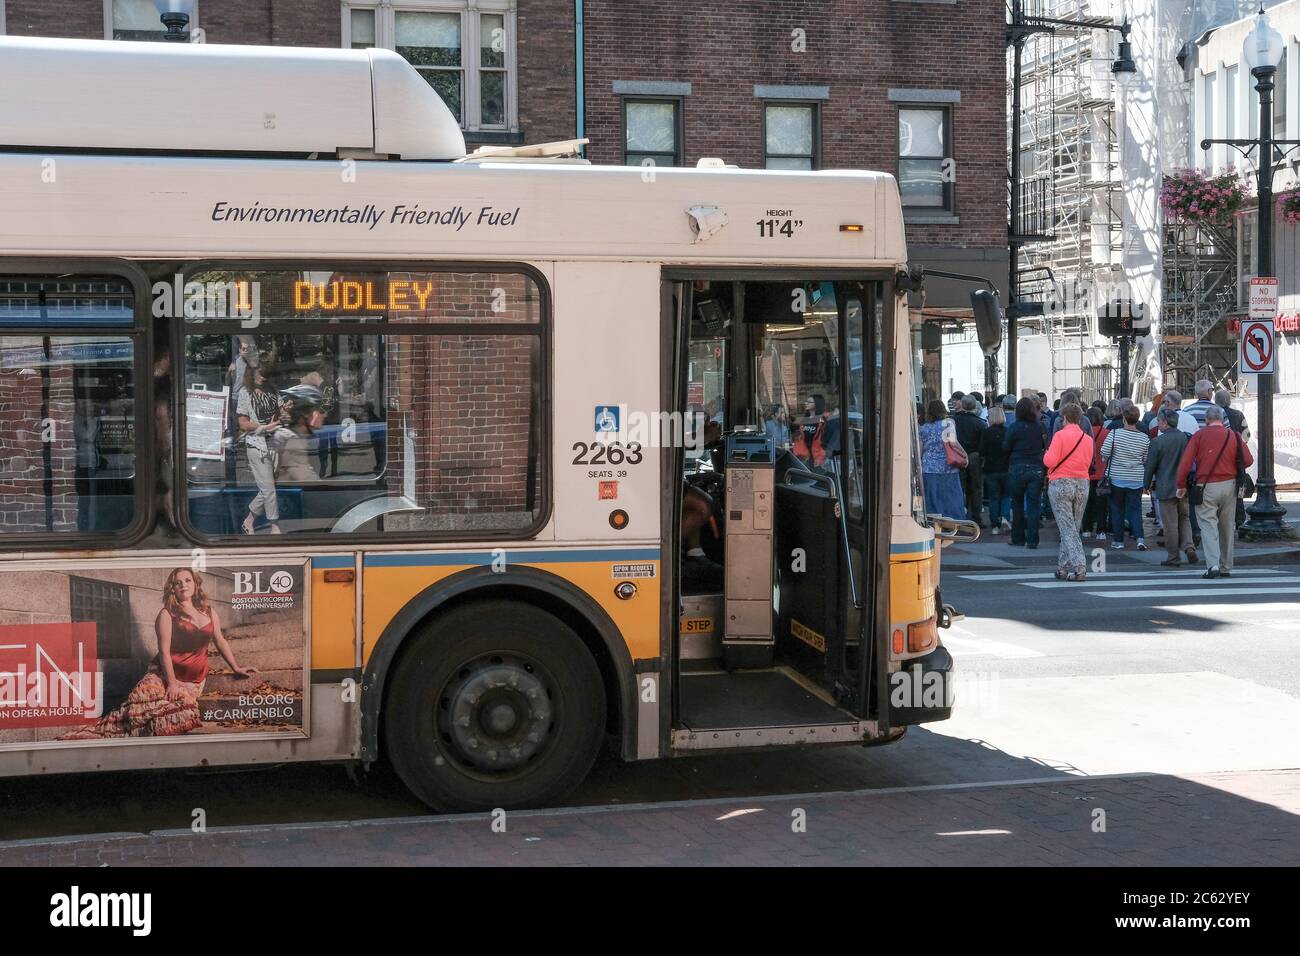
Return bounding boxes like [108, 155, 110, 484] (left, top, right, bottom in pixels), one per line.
[61, 568, 257, 738]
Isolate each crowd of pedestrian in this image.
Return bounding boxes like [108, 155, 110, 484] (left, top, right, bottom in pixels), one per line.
[918, 380, 1254, 581]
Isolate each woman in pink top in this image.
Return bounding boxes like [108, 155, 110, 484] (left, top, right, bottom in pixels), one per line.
[1042, 403, 1094, 581]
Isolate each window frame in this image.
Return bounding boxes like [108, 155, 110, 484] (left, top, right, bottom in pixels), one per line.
[896, 103, 954, 213]
[0, 258, 154, 552]
[622, 97, 684, 168]
[762, 101, 821, 170]
[173, 258, 551, 547]
[341, 1, 519, 134]
[104, 0, 201, 41]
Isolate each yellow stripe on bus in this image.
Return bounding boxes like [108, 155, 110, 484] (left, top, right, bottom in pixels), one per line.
[362, 561, 662, 664]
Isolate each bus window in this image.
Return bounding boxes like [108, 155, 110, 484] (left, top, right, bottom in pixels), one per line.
[0, 275, 140, 537]
[179, 266, 544, 539]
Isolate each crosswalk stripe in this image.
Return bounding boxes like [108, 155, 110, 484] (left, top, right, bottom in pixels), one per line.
[1153, 602, 1300, 614]
[955, 569, 1290, 582]
[1090, 586, 1300, 599]
[937, 634, 1044, 659]
[1024, 575, 1289, 589]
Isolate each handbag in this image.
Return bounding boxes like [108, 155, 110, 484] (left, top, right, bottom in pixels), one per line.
[945, 440, 969, 469]
[1097, 447, 1113, 496]
[1189, 430, 1235, 508]
[1234, 432, 1254, 498]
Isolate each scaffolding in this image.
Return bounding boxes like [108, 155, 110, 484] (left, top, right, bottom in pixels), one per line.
[1160, 219, 1239, 391]
[1011, 0, 1123, 403]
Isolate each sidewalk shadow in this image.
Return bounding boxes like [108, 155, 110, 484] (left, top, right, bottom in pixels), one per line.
[0, 728, 1084, 843]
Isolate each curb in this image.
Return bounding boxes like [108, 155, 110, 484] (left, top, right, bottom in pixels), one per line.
[1236, 549, 1300, 565]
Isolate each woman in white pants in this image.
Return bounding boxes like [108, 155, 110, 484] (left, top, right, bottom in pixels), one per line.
[1042, 403, 1094, 581]
[236, 363, 285, 534]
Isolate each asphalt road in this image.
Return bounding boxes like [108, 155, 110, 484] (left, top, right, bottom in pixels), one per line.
[2, 560, 1297, 842]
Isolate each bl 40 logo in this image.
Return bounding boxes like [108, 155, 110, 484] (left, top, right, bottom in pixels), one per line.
[233, 570, 295, 594]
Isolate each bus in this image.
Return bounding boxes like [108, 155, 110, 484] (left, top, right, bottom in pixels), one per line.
[0, 35, 971, 811]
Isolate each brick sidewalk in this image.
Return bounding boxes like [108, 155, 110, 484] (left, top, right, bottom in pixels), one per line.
[2, 770, 1296, 866]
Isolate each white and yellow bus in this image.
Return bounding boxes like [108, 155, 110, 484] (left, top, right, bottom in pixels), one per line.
[0, 36, 969, 810]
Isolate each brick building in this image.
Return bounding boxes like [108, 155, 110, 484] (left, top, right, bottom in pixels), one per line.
[3, 0, 1008, 398]
[578, 0, 1009, 400]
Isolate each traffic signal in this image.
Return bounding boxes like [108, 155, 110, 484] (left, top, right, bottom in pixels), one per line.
[970, 289, 1004, 356]
[1097, 299, 1150, 338]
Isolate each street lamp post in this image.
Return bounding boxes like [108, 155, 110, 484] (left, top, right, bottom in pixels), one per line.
[1201, 7, 1299, 538]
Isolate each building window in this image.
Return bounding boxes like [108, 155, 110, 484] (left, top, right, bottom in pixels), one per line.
[1238, 209, 1257, 305]
[1204, 70, 1219, 167]
[107, 0, 199, 41]
[624, 99, 681, 167]
[349, 8, 376, 49]
[764, 103, 818, 170]
[897, 106, 952, 210]
[344, 2, 516, 132]
[1275, 48, 1289, 143]
[1226, 64, 1238, 141]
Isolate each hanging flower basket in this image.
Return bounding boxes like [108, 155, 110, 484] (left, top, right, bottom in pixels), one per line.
[1277, 185, 1300, 227]
[1160, 167, 1252, 227]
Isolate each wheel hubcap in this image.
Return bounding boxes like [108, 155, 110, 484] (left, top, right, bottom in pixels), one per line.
[440, 656, 554, 772]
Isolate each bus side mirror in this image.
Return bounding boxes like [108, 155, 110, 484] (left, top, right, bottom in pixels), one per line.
[970, 289, 1004, 356]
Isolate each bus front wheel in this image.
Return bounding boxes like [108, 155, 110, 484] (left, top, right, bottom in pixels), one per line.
[384, 601, 606, 812]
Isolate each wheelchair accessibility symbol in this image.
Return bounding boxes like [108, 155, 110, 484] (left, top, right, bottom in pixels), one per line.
[594, 405, 621, 434]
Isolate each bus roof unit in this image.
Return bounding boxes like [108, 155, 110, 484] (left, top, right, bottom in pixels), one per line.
[0, 35, 466, 160]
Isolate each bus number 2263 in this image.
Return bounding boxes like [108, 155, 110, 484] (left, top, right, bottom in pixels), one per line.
[571, 442, 643, 465]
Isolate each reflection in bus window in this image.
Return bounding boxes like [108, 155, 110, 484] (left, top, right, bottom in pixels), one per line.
[0, 275, 140, 537]
[0, 337, 137, 534]
[752, 281, 841, 475]
[181, 268, 543, 537]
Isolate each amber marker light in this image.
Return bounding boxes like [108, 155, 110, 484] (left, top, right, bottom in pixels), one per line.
[907, 618, 938, 653]
[840, 223, 864, 232]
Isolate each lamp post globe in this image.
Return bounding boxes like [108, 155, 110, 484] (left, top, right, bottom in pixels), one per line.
[153, 0, 195, 42]
[1243, 7, 1285, 74]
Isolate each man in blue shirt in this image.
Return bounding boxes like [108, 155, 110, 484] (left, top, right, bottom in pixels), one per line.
[1184, 379, 1217, 430]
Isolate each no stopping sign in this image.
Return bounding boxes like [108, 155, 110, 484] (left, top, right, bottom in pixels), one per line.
[1240, 319, 1276, 374]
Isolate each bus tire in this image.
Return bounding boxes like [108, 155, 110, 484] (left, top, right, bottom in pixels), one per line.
[384, 600, 606, 812]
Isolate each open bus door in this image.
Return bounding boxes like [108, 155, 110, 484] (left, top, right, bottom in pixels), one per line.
[833, 280, 892, 731]
[670, 274, 907, 746]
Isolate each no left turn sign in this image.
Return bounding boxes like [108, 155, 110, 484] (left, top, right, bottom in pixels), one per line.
[1240, 319, 1276, 374]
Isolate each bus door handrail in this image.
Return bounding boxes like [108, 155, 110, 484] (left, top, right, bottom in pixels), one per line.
[828, 459, 862, 610]
[928, 514, 980, 547]
[787, 464, 861, 610]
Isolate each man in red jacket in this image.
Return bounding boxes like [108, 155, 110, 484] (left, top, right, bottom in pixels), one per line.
[1176, 406, 1253, 578]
